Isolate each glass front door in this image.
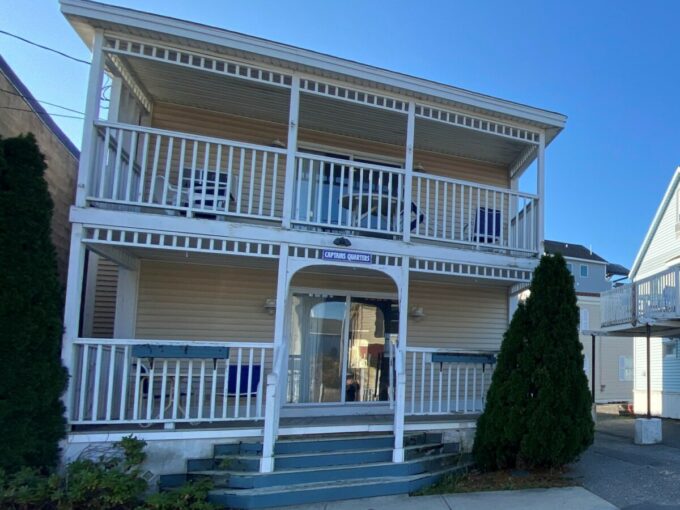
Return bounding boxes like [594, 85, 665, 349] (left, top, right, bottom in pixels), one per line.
[287, 293, 398, 404]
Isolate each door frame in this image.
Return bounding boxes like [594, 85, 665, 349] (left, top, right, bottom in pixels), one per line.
[286, 286, 398, 408]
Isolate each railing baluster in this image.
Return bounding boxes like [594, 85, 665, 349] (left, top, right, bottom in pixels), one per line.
[213, 145, 222, 212]
[447, 364, 452, 413]
[248, 149, 257, 215]
[159, 360, 168, 420]
[259, 152, 268, 217]
[235, 348, 243, 418]
[124, 131, 138, 202]
[225, 146, 234, 214]
[111, 129, 124, 200]
[411, 352, 416, 414]
[271, 153, 279, 217]
[223, 356, 230, 419]
[246, 348, 254, 418]
[119, 346, 129, 420]
[464, 366, 469, 413]
[198, 359, 206, 420]
[434, 180, 439, 238]
[92, 344, 103, 421]
[105, 345, 116, 421]
[77, 346, 89, 421]
[455, 365, 460, 412]
[210, 360, 218, 420]
[132, 355, 141, 420]
[429, 358, 434, 413]
[256, 348, 265, 417]
[438, 363, 443, 413]
[472, 366, 477, 411]
[97, 128, 111, 198]
[172, 360, 180, 421]
[420, 352, 425, 414]
[185, 360, 193, 420]
[236, 148, 245, 214]
[146, 362, 155, 421]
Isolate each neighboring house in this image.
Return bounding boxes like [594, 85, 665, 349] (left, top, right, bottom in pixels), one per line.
[544, 240, 632, 403]
[600, 168, 680, 419]
[0, 55, 79, 284]
[59, 0, 566, 505]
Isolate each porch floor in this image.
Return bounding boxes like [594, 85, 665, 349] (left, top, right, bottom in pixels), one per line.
[69, 413, 479, 436]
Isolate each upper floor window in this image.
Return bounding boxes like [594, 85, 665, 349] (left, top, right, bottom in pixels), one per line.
[566, 263, 573, 273]
[580, 264, 589, 278]
[663, 338, 680, 358]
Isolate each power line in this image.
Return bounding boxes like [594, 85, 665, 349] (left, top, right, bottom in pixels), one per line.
[0, 86, 84, 115]
[0, 105, 83, 120]
[0, 29, 90, 65]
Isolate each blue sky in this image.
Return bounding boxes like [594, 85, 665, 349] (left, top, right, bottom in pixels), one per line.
[2, 0, 679, 268]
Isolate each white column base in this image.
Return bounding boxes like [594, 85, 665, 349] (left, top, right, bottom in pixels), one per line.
[260, 456, 275, 473]
[392, 448, 404, 463]
[634, 417, 662, 445]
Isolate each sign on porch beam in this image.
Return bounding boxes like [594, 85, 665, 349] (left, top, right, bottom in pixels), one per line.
[322, 249, 372, 264]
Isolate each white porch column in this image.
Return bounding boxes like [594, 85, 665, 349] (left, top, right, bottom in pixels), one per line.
[393, 256, 410, 462]
[61, 224, 87, 422]
[75, 30, 105, 207]
[113, 264, 139, 339]
[260, 243, 290, 473]
[281, 77, 301, 229]
[536, 132, 546, 254]
[402, 101, 415, 242]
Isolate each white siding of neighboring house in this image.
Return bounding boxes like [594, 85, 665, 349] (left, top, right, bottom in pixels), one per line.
[635, 180, 680, 280]
[633, 336, 680, 418]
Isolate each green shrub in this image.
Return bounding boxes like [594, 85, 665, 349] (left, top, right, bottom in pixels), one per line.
[0, 134, 67, 473]
[0, 436, 216, 510]
[473, 254, 594, 470]
[142, 480, 218, 510]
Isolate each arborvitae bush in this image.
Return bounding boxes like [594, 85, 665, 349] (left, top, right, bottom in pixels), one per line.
[0, 134, 68, 472]
[473, 254, 594, 470]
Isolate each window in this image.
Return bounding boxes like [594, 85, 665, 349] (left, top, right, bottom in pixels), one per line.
[580, 264, 589, 278]
[566, 263, 573, 273]
[619, 356, 633, 382]
[663, 338, 680, 358]
[579, 307, 590, 332]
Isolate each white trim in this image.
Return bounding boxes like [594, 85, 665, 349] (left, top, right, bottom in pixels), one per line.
[630, 167, 680, 280]
[70, 207, 540, 270]
[562, 255, 608, 266]
[290, 286, 398, 301]
[60, 0, 566, 131]
[403, 101, 415, 243]
[537, 132, 545, 252]
[76, 29, 105, 207]
[281, 75, 300, 229]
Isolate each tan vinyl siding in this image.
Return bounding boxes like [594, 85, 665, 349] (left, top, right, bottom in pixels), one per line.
[92, 258, 118, 338]
[291, 271, 396, 294]
[151, 103, 508, 189]
[578, 299, 632, 402]
[408, 282, 508, 351]
[135, 261, 276, 342]
[636, 182, 680, 280]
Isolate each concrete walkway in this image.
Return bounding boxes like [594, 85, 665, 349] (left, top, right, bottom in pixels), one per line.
[277, 487, 616, 509]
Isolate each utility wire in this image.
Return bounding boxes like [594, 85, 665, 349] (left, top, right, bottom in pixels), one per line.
[0, 29, 90, 65]
[0, 86, 84, 115]
[0, 105, 84, 120]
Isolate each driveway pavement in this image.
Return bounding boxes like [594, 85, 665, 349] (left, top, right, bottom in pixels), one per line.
[569, 411, 680, 509]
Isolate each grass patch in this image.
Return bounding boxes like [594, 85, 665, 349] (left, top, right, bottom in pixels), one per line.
[416, 467, 576, 496]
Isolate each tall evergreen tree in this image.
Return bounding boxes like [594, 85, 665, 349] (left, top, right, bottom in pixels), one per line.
[519, 253, 594, 467]
[0, 134, 67, 472]
[473, 254, 593, 470]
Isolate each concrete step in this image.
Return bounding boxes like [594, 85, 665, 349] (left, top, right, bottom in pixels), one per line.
[214, 441, 453, 472]
[191, 451, 460, 489]
[208, 462, 470, 509]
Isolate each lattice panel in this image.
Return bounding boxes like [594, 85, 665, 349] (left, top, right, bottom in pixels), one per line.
[83, 227, 280, 258]
[411, 257, 532, 282]
[104, 36, 293, 88]
[415, 104, 540, 144]
[300, 78, 408, 114]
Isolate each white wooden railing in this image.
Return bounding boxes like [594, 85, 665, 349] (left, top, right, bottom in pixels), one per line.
[69, 339, 273, 425]
[601, 265, 680, 327]
[412, 173, 539, 253]
[404, 347, 496, 415]
[89, 122, 286, 220]
[291, 153, 405, 236]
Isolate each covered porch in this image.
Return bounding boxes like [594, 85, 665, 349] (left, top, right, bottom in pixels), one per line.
[63, 229, 529, 470]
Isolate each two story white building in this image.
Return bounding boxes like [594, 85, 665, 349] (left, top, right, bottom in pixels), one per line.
[59, 1, 565, 505]
[600, 168, 680, 420]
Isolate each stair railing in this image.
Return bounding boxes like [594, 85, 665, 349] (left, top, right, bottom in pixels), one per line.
[260, 341, 286, 473]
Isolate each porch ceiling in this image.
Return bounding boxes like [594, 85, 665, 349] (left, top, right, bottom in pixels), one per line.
[116, 54, 530, 166]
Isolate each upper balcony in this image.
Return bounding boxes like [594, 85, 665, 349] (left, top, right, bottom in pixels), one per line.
[70, 21, 562, 260]
[601, 265, 680, 333]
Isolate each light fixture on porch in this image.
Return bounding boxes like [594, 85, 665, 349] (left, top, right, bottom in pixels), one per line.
[414, 163, 425, 173]
[333, 236, 352, 247]
[263, 298, 277, 315]
[271, 139, 285, 148]
[409, 306, 426, 321]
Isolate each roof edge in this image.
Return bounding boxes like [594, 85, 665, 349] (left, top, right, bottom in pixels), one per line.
[0, 55, 80, 159]
[629, 167, 680, 280]
[60, 0, 566, 134]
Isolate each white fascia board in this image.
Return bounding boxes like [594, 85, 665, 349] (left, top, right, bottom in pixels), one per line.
[629, 167, 680, 281]
[562, 255, 608, 266]
[60, 0, 566, 134]
[69, 206, 539, 271]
